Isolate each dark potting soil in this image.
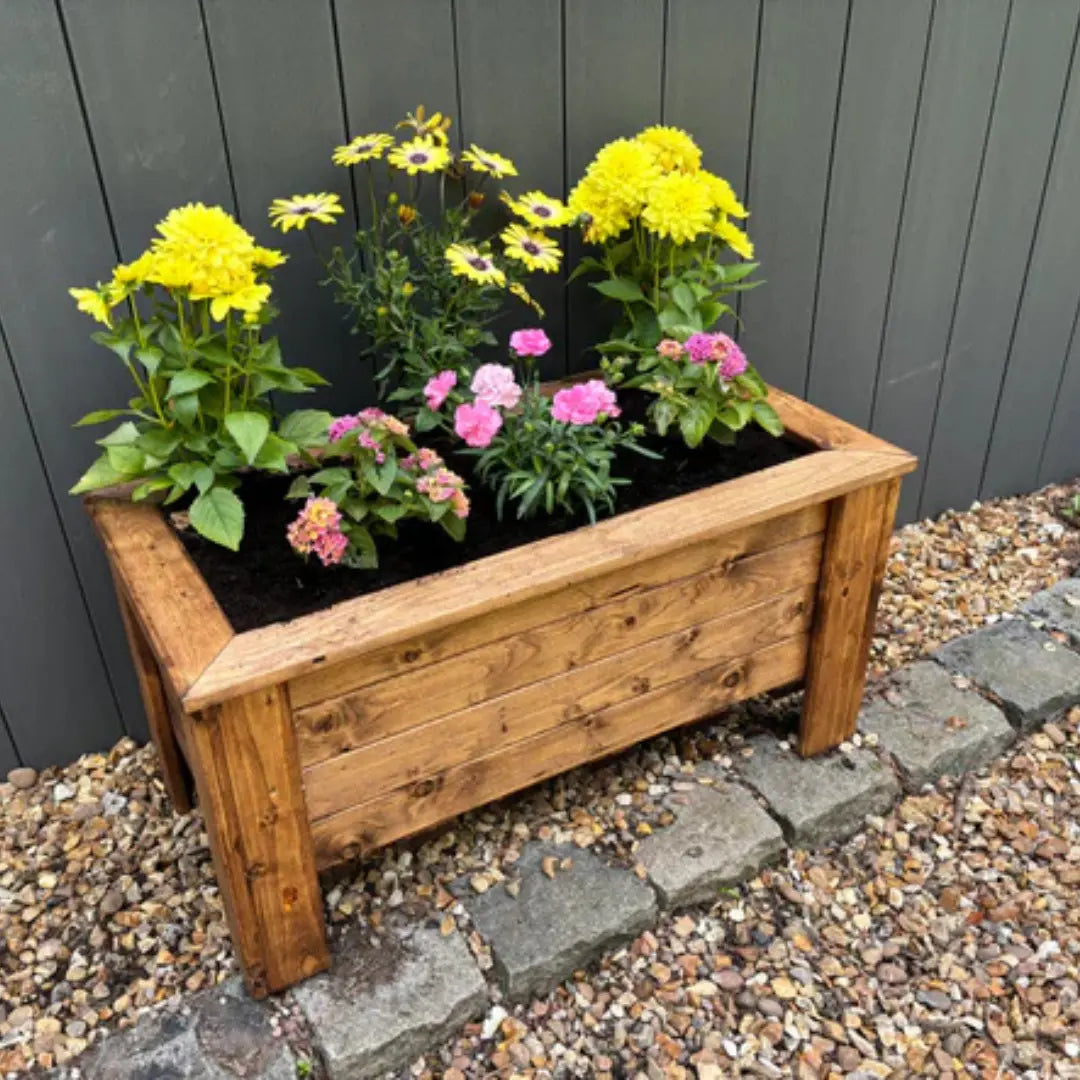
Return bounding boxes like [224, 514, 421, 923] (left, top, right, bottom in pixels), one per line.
[178, 401, 810, 632]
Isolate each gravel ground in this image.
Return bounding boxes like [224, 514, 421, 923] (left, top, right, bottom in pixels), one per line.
[1, 479, 1079, 1075]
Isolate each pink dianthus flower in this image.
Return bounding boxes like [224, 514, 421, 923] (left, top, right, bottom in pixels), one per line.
[424, 370, 457, 410]
[509, 328, 552, 358]
[470, 364, 522, 410]
[550, 380, 620, 425]
[454, 401, 503, 447]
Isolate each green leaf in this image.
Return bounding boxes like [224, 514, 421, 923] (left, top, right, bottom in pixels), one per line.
[136, 429, 181, 459]
[286, 475, 312, 500]
[97, 421, 141, 447]
[279, 409, 332, 447]
[167, 462, 203, 492]
[131, 477, 173, 501]
[592, 277, 647, 303]
[374, 503, 410, 523]
[70, 452, 126, 494]
[752, 401, 785, 436]
[91, 331, 133, 364]
[373, 456, 397, 496]
[566, 256, 606, 283]
[194, 466, 216, 494]
[290, 366, 330, 387]
[253, 433, 295, 473]
[344, 526, 378, 569]
[224, 411, 270, 466]
[679, 401, 714, 449]
[606, 237, 636, 269]
[414, 407, 440, 433]
[717, 261, 759, 284]
[169, 394, 200, 427]
[189, 487, 245, 551]
[652, 399, 678, 437]
[440, 512, 466, 542]
[134, 346, 164, 376]
[105, 444, 145, 475]
[166, 369, 214, 397]
[671, 282, 697, 318]
[309, 467, 352, 486]
[195, 341, 234, 367]
[75, 408, 128, 427]
[699, 301, 732, 329]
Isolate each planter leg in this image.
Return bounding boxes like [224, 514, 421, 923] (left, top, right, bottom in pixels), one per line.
[185, 685, 330, 996]
[111, 574, 193, 813]
[799, 478, 900, 757]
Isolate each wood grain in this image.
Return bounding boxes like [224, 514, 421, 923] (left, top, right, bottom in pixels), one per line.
[182, 685, 328, 996]
[290, 503, 825, 712]
[87, 499, 233, 699]
[187, 447, 913, 711]
[294, 533, 823, 766]
[110, 570, 192, 812]
[311, 634, 809, 868]
[304, 584, 815, 820]
[799, 479, 901, 756]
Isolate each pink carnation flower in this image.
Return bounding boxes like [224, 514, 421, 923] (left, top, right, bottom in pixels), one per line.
[711, 333, 748, 379]
[470, 364, 522, 410]
[551, 380, 620, 425]
[328, 414, 362, 442]
[684, 332, 715, 365]
[454, 401, 503, 447]
[656, 338, 685, 360]
[424, 369, 457, 410]
[509, 328, 552, 358]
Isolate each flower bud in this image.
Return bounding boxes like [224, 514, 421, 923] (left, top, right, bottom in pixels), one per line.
[387, 192, 399, 205]
[376, 305, 389, 318]
[468, 191, 486, 210]
[401, 281, 415, 298]
[398, 204, 417, 227]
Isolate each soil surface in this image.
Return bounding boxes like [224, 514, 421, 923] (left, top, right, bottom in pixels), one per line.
[179, 408, 806, 632]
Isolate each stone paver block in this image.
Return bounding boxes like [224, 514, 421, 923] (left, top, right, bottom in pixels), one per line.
[860, 661, 1015, 788]
[66, 979, 295, 1079]
[738, 737, 900, 848]
[637, 781, 785, 908]
[1023, 577, 1080, 645]
[934, 618, 1080, 731]
[292, 922, 487, 1080]
[461, 844, 657, 1002]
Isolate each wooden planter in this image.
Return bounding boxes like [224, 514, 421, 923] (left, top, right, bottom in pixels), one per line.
[87, 385, 914, 996]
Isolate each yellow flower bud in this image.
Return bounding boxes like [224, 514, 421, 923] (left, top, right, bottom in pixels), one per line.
[376, 305, 389, 317]
[401, 281, 415, 298]
[398, 204, 417, 227]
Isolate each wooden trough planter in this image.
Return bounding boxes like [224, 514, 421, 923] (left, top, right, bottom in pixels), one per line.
[86, 385, 915, 996]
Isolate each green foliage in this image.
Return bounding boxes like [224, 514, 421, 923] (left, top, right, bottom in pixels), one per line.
[69, 297, 331, 551]
[465, 384, 659, 523]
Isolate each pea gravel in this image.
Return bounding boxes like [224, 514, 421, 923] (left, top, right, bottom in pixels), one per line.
[1, 479, 1079, 1076]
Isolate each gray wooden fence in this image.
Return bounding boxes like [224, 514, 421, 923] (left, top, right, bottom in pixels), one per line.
[2, 0, 1080, 769]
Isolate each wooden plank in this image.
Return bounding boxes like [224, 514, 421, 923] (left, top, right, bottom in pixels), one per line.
[919, 0, 1080, 520]
[0, 705, 17, 776]
[290, 502, 827, 713]
[799, 478, 901, 756]
[110, 574, 193, 813]
[980, 44, 1080, 500]
[455, 0, 566, 379]
[201, 0, 367, 409]
[295, 535, 824, 766]
[564, 0, 665, 371]
[767, 385, 915, 457]
[312, 633, 808, 867]
[305, 584, 815, 819]
[739, 0, 849, 394]
[868, 0, 1010, 524]
[806, 0, 933, 429]
[187, 446, 912, 711]
[60, 0, 234, 255]
[0, 3, 144, 743]
[1038, 312, 1080, 487]
[87, 500, 233, 699]
[182, 686, 329, 996]
[664, 0, 759, 194]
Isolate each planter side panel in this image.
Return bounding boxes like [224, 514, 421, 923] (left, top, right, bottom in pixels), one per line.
[309, 632, 809, 868]
[290, 504, 828, 768]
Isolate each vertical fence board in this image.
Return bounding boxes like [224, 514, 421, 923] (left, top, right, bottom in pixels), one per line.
[738, 0, 849, 395]
[664, 0, 759, 192]
[455, 0, 566, 378]
[870, 0, 1009, 524]
[564, 0, 665, 371]
[0, 4, 144, 749]
[1039, 310, 1080, 487]
[805, 0, 932, 429]
[60, 0, 234, 256]
[919, 0, 1080, 519]
[201, 0, 366, 409]
[981, 46, 1080, 500]
[0, 327, 122, 765]
[0, 704, 17, 774]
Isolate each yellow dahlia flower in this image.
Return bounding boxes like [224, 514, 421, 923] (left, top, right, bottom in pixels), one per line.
[445, 243, 505, 287]
[701, 171, 749, 219]
[587, 138, 662, 212]
[388, 137, 452, 175]
[568, 174, 632, 244]
[269, 193, 345, 232]
[252, 246, 288, 269]
[636, 126, 702, 173]
[332, 133, 394, 166]
[715, 215, 755, 259]
[500, 224, 562, 273]
[209, 282, 272, 322]
[461, 144, 518, 179]
[69, 286, 114, 327]
[641, 172, 713, 244]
